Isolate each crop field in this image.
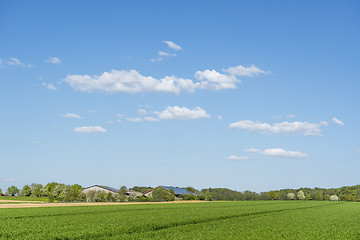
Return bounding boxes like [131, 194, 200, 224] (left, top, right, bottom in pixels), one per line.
[1, 201, 359, 239]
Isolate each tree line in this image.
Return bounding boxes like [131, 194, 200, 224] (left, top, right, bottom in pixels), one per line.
[3, 183, 360, 202]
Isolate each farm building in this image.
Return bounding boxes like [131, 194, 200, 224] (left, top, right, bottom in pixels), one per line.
[81, 185, 143, 197]
[81, 185, 119, 195]
[144, 186, 198, 198]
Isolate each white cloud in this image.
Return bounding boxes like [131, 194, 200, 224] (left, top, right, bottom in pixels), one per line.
[64, 70, 196, 94]
[46, 57, 62, 64]
[74, 126, 106, 133]
[32, 140, 39, 144]
[64, 65, 267, 94]
[163, 41, 182, 51]
[194, 69, 239, 90]
[3, 57, 32, 67]
[144, 117, 159, 122]
[88, 110, 96, 113]
[62, 113, 81, 119]
[261, 148, 307, 158]
[227, 155, 249, 161]
[245, 148, 261, 153]
[157, 106, 210, 120]
[229, 120, 328, 136]
[126, 117, 143, 122]
[43, 82, 57, 90]
[246, 148, 307, 158]
[356, 149, 360, 152]
[218, 115, 223, 120]
[158, 51, 176, 57]
[138, 109, 148, 115]
[223, 64, 269, 77]
[332, 117, 344, 126]
[7, 57, 21, 65]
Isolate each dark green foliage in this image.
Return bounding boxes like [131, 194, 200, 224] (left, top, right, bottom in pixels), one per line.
[130, 186, 153, 193]
[151, 187, 175, 202]
[6, 186, 19, 196]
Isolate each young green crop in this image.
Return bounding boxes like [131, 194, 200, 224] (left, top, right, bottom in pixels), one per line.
[0, 201, 358, 239]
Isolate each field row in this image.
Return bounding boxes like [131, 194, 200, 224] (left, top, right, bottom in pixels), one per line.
[1, 201, 359, 239]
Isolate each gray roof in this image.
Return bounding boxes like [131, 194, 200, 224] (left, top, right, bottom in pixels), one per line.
[160, 186, 198, 196]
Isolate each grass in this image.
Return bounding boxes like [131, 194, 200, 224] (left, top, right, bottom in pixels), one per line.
[0, 201, 359, 239]
[0, 196, 46, 202]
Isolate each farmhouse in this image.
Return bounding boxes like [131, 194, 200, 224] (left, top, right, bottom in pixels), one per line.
[81, 185, 119, 195]
[81, 185, 143, 197]
[144, 186, 198, 199]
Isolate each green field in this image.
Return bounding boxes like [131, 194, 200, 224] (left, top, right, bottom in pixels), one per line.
[1, 201, 359, 239]
[0, 196, 46, 202]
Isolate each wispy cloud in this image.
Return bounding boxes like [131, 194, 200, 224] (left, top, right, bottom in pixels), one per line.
[227, 155, 249, 161]
[0, 57, 32, 68]
[62, 113, 81, 119]
[42, 82, 57, 90]
[158, 51, 176, 57]
[74, 126, 106, 133]
[162, 40, 182, 51]
[245, 148, 308, 158]
[46, 57, 62, 64]
[332, 117, 344, 126]
[126, 117, 143, 122]
[229, 120, 328, 136]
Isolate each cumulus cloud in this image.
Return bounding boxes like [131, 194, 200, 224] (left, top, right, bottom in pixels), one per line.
[126, 117, 143, 122]
[218, 115, 223, 120]
[229, 120, 328, 136]
[223, 64, 269, 77]
[332, 117, 344, 126]
[43, 82, 57, 90]
[156, 106, 210, 120]
[163, 41, 182, 51]
[62, 113, 81, 119]
[227, 155, 249, 161]
[64, 70, 196, 94]
[245, 148, 307, 158]
[46, 57, 62, 64]
[262, 148, 307, 158]
[74, 126, 106, 133]
[64, 65, 267, 94]
[194, 69, 239, 90]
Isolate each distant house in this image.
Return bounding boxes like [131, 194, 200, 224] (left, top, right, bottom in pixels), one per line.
[81, 185, 143, 197]
[144, 186, 198, 199]
[81, 185, 119, 195]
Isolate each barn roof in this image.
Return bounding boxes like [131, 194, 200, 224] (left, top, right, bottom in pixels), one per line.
[159, 186, 198, 196]
[83, 185, 119, 193]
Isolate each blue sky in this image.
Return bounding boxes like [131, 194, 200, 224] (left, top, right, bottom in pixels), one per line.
[1, 1, 359, 193]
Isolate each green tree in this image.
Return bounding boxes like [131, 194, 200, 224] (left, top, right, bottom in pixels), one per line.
[151, 187, 175, 202]
[106, 192, 115, 202]
[7, 186, 19, 196]
[268, 191, 279, 200]
[0, 188, 2, 195]
[21, 185, 31, 196]
[287, 192, 295, 200]
[297, 190, 305, 200]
